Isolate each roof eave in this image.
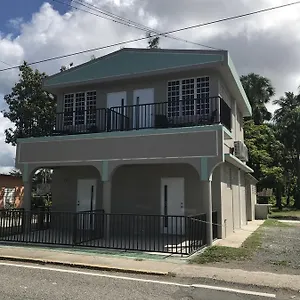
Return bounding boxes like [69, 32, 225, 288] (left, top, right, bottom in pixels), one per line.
[227, 53, 252, 117]
[43, 61, 223, 92]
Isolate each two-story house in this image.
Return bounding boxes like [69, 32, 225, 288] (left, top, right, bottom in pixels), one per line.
[14, 48, 257, 254]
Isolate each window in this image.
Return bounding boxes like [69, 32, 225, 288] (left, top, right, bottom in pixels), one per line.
[63, 91, 97, 126]
[3, 188, 15, 208]
[196, 77, 210, 115]
[167, 80, 180, 117]
[167, 77, 210, 118]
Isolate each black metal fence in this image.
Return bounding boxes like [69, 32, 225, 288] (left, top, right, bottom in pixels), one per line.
[0, 210, 207, 255]
[212, 211, 218, 240]
[21, 96, 231, 138]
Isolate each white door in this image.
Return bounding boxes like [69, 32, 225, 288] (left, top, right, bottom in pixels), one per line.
[107, 92, 127, 130]
[77, 179, 97, 230]
[133, 88, 154, 129]
[161, 178, 185, 235]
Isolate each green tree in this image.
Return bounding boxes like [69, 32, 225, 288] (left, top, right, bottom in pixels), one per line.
[1, 62, 56, 145]
[273, 92, 300, 209]
[244, 120, 285, 207]
[240, 73, 275, 125]
[9, 169, 22, 177]
[146, 32, 160, 49]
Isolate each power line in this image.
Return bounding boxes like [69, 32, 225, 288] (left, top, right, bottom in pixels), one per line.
[53, 0, 220, 50]
[0, 60, 11, 67]
[1, 0, 300, 73]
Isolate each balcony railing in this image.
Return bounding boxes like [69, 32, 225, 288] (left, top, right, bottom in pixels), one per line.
[21, 96, 231, 138]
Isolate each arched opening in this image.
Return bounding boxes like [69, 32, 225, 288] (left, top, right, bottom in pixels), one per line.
[51, 165, 101, 212]
[31, 168, 53, 211]
[111, 162, 202, 216]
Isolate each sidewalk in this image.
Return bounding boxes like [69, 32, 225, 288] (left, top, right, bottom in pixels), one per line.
[0, 244, 299, 292]
[213, 220, 264, 248]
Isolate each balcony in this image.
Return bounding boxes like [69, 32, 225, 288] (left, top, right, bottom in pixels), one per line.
[21, 96, 231, 138]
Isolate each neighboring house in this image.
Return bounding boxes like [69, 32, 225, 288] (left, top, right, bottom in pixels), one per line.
[14, 48, 257, 253]
[0, 174, 24, 209]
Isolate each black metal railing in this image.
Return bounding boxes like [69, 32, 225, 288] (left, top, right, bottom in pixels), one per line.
[20, 96, 231, 138]
[0, 210, 207, 255]
[212, 211, 218, 240]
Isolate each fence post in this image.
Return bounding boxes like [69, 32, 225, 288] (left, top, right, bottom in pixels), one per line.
[72, 213, 77, 246]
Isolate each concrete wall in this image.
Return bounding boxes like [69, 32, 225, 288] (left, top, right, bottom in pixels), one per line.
[0, 175, 24, 209]
[111, 163, 205, 216]
[218, 78, 244, 145]
[239, 171, 247, 226]
[220, 163, 248, 237]
[212, 165, 222, 238]
[246, 177, 257, 221]
[18, 129, 220, 165]
[50, 163, 223, 218]
[51, 166, 102, 212]
[55, 68, 220, 113]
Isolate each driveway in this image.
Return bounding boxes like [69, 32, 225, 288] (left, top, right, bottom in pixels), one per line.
[198, 221, 300, 275]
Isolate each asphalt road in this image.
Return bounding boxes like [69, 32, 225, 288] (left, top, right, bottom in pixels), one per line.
[0, 261, 294, 300]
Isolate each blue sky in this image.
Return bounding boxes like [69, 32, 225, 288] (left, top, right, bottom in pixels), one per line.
[0, 0, 67, 36]
[0, 0, 300, 173]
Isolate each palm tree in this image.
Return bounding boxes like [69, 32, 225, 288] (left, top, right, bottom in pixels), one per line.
[273, 92, 300, 123]
[240, 73, 275, 125]
[274, 93, 300, 209]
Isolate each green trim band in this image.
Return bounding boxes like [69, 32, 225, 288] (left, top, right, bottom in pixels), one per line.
[200, 157, 208, 181]
[225, 153, 254, 173]
[17, 124, 224, 143]
[101, 161, 109, 182]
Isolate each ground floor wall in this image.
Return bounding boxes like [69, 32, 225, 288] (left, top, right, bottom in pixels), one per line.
[111, 163, 205, 216]
[220, 163, 248, 238]
[51, 166, 102, 212]
[50, 162, 223, 217]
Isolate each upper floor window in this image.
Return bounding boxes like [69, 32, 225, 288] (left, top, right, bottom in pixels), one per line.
[167, 76, 210, 117]
[63, 91, 96, 126]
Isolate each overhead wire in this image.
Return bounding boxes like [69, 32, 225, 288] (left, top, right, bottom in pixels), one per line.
[1, 0, 300, 72]
[57, 0, 221, 50]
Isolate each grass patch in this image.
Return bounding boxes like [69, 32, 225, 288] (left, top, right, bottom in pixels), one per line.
[191, 227, 262, 264]
[263, 219, 293, 227]
[191, 219, 295, 265]
[269, 208, 300, 219]
[269, 260, 290, 267]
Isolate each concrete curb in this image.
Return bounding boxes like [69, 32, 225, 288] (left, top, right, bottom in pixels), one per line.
[0, 255, 169, 277]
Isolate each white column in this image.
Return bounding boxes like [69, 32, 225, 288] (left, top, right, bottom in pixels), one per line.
[201, 180, 213, 246]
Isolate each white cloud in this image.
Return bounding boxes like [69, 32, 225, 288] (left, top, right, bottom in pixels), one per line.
[1, 0, 300, 169]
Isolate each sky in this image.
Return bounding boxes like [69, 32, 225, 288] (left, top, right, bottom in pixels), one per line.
[1, 0, 300, 173]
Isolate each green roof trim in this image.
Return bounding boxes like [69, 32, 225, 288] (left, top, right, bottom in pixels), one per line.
[227, 53, 252, 116]
[44, 49, 225, 87]
[17, 124, 224, 143]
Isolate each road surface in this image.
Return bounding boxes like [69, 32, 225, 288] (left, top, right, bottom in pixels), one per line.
[0, 261, 294, 299]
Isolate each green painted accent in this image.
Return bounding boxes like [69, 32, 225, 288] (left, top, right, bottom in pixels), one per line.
[227, 53, 252, 116]
[221, 129, 225, 162]
[200, 157, 208, 181]
[225, 153, 254, 173]
[22, 164, 29, 182]
[17, 124, 224, 143]
[44, 49, 224, 87]
[101, 161, 109, 182]
[223, 126, 232, 139]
